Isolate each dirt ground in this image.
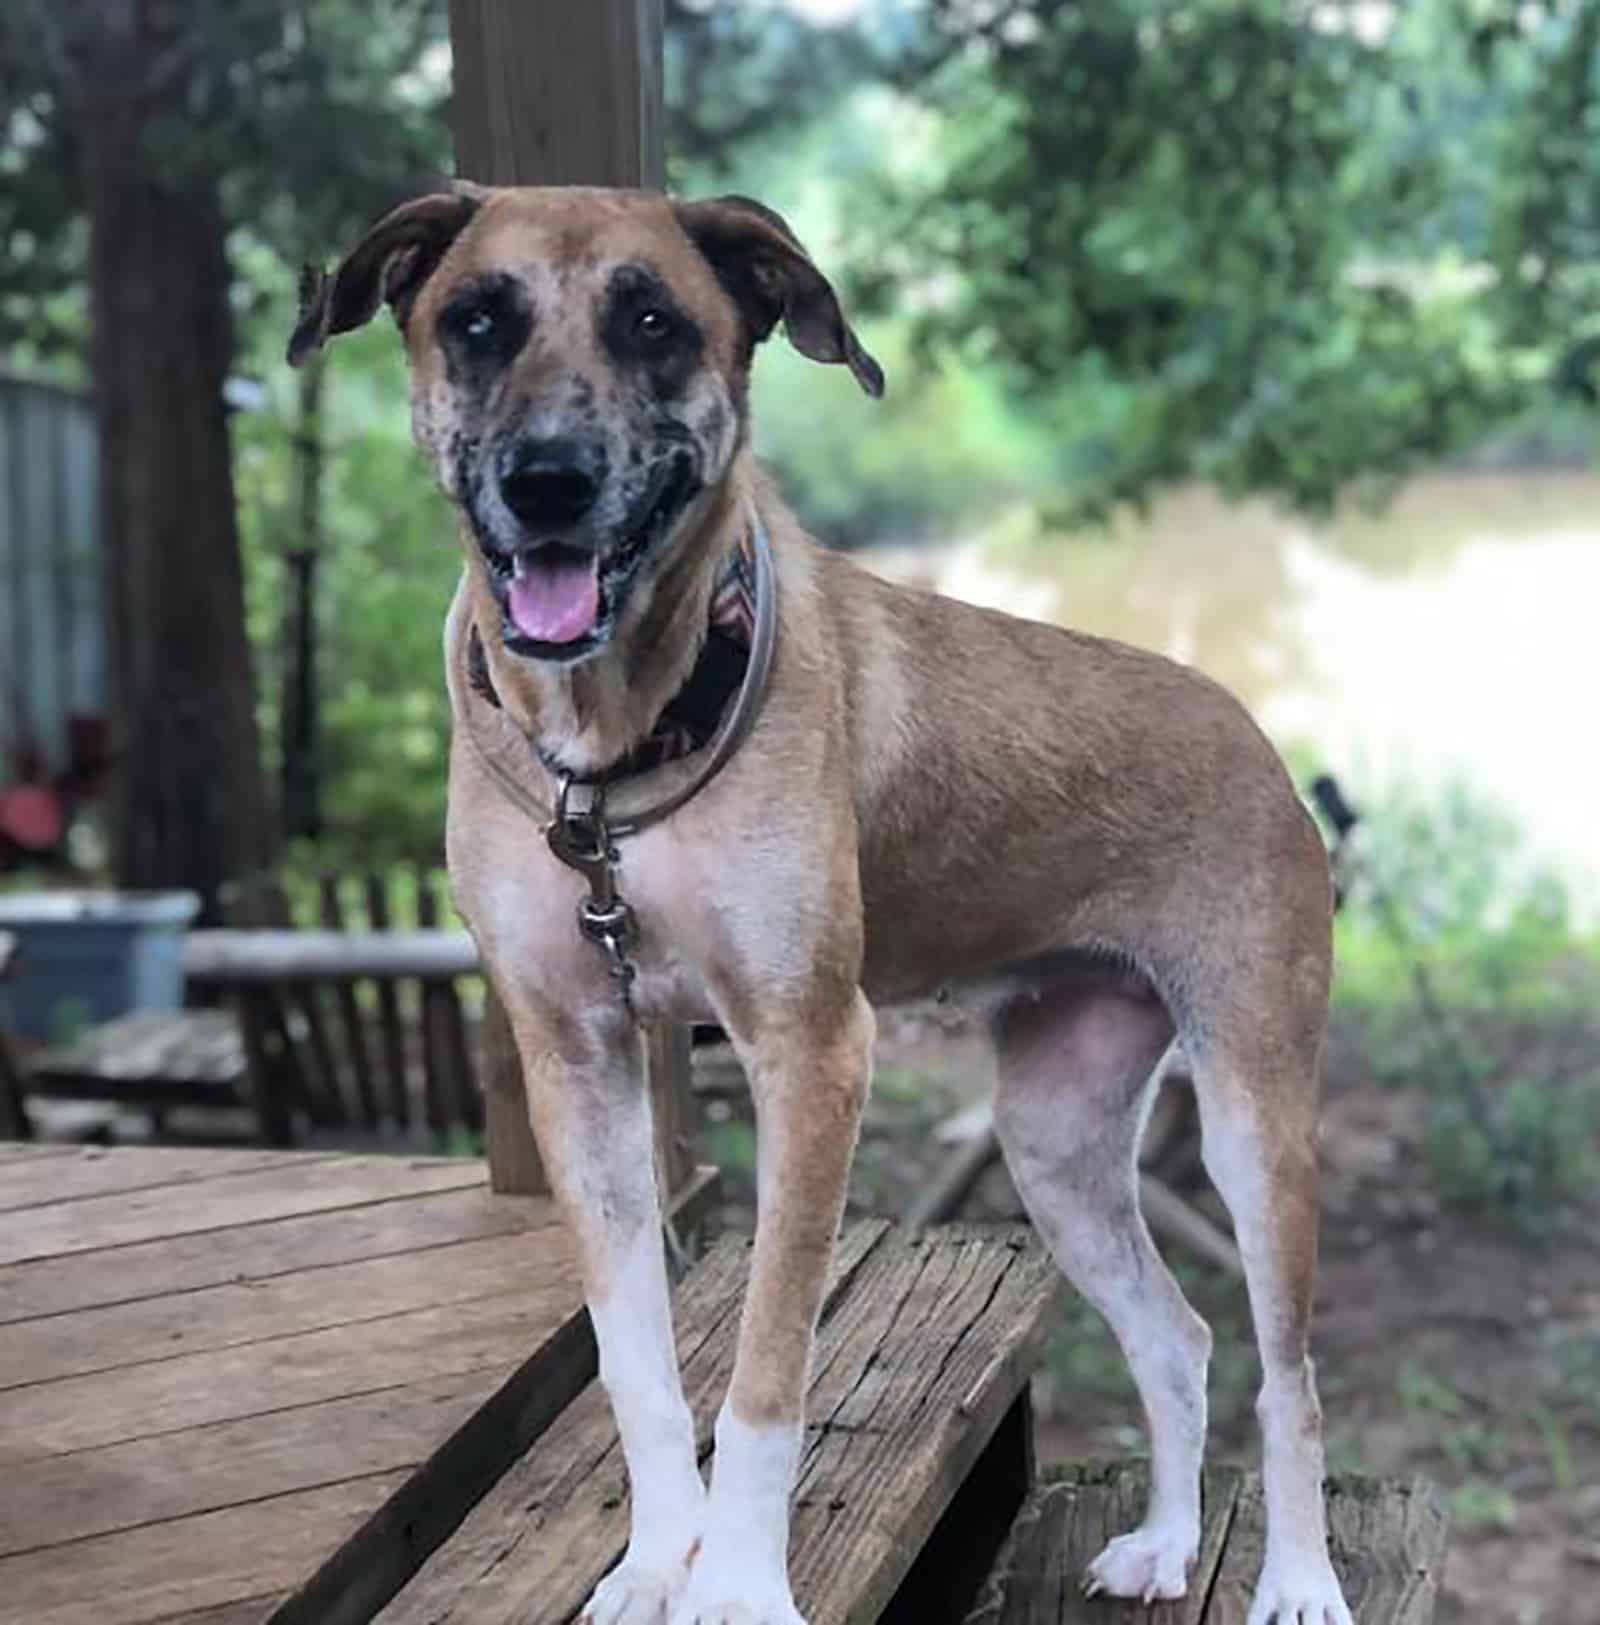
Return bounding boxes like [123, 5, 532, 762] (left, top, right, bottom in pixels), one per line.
[696, 1002, 1600, 1625]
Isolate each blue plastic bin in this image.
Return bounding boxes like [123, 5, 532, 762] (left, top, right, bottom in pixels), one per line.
[0, 891, 201, 1042]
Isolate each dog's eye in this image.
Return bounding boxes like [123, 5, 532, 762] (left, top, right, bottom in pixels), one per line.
[462, 308, 496, 342]
[635, 308, 673, 342]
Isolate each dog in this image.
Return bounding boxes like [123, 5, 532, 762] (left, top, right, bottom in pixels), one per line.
[291, 184, 1353, 1625]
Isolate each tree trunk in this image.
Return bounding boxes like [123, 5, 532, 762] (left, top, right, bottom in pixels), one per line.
[75, 3, 274, 919]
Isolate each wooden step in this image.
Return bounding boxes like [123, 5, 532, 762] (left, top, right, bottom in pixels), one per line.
[379, 1222, 1062, 1625]
[963, 1462, 1449, 1625]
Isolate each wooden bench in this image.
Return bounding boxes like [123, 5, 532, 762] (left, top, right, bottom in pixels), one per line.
[9, 870, 487, 1147]
[966, 1464, 1448, 1625]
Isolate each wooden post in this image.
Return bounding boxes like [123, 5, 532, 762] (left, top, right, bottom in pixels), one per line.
[480, 991, 547, 1194]
[449, 0, 664, 189]
[448, 0, 696, 1200]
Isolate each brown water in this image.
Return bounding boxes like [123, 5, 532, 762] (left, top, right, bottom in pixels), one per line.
[871, 473, 1599, 914]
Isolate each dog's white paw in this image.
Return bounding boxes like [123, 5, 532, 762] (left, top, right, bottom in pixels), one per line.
[667, 1554, 806, 1625]
[583, 1547, 698, 1625]
[1245, 1554, 1354, 1625]
[1082, 1522, 1197, 1604]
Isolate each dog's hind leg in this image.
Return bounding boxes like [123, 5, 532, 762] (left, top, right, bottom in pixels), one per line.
[992, 981, 1212, 1604]
[1187, 965, 1353, 1625]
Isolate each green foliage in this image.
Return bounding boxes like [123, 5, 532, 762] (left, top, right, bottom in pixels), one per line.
[865, 0, 1598, 519]
[1334, 782, 1588, 1009]
[235, 257, 458, 862]
[0, 0, 452, 362]
[1334, 780, 1600, 1224]
[752, 322, 1055, 546]
[1423, 1077, 1596, 1219]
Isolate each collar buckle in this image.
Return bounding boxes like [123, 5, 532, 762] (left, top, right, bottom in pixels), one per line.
[546, 776, 639, 1014]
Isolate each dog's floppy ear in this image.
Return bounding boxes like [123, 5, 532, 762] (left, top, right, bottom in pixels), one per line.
[287, 185, 486, 367]
[673, 194, 885, 398]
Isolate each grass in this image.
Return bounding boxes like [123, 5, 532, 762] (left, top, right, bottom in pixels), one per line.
[1328, 779, 1600, 1226]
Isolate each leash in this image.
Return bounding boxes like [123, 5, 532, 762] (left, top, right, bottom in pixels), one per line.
[462, 512, 779, 1017]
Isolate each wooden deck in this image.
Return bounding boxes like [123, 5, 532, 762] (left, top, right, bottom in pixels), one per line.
[0, 1144, 1061, 1625]
[0, 1142, 592, 1625]
[0, 1143, 1438, 1625]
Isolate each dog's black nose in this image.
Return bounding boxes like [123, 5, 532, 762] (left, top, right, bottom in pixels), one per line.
[499, 439, 603, 530]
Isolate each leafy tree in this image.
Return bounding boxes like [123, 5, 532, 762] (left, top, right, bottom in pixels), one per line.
[666, 0, 880, 177]
[870, 0, 1586, 519]
[0, 0, 449, 905]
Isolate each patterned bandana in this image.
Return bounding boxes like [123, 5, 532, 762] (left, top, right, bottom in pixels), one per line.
[467, 530, 759, 786]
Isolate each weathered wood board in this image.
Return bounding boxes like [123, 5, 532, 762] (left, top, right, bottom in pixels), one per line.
[379, 1223, 1062, 1625]
[963, 1463, 1448, 1625]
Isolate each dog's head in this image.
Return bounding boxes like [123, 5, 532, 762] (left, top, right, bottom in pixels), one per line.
[289, 185, 882, 663]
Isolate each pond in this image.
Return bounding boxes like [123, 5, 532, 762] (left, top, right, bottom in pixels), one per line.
[871, 472, 1599, 917]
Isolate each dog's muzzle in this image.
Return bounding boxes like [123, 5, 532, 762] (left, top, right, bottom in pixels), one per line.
[477, 439, 700, 662]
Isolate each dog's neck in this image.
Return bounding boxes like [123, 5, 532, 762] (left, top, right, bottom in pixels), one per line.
[463, 464, 750, 780]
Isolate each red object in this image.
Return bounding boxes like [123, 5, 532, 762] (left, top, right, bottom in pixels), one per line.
[0, 786, 66, 851]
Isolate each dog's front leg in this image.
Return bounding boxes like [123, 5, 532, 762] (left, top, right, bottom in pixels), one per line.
[674, 990, 874, 1625]
[504, 999, 705, 1625]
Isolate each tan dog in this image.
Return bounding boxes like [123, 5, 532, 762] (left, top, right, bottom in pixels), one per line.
[292, 185, 1352, 1625]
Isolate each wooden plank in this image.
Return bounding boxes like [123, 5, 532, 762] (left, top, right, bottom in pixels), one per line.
[1202, 1474, 1447, 1625]
[0, 1230, 554, 1389]
[185, 929, 477, 983]
[415, 869, 451, 1139]
[788, 1227, 1061, 1625]
[0, 1377, 493, 1555]
[0, 1180, 544, 1324]
[962, 1462, 1244, 1625]
[285, 978, 346, 1126]
[0, 1142, 74, 1167]
[318, 874, 379, 1127]
[0, 1144, 316, 1214]
[0, 1471, 411, 1625]
[28, 1010, 247, 1088]
[233, 985, 295, 1146]
[0, 1284, 573, 1463]
[479, 988, 545, 1195]
[377, 1221, 890, 1624]
[365, 876, 413, 1127]
[0, 1153, 486, 1267]
[151, 1599, 278, 1625]
[647, 1021, 695, 1199]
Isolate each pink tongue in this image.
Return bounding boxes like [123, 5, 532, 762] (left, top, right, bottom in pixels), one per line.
[507, 555, 600, 643]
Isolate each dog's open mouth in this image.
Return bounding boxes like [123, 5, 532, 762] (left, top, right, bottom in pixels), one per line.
[483, 451, 698, 660]
[495, 544, 599, 645]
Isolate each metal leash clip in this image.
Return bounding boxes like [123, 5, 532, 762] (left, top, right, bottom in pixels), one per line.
[546, 775, 639, 1011]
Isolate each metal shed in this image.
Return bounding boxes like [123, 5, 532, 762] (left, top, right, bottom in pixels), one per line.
[0, 370, 104, 780]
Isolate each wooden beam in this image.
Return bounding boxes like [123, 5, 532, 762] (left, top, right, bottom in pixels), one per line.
[184, 930, 476, 984]
[479, 992, 547, 1197]
[449, 0, 664, 189]
[447, 0, 683, 1198]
